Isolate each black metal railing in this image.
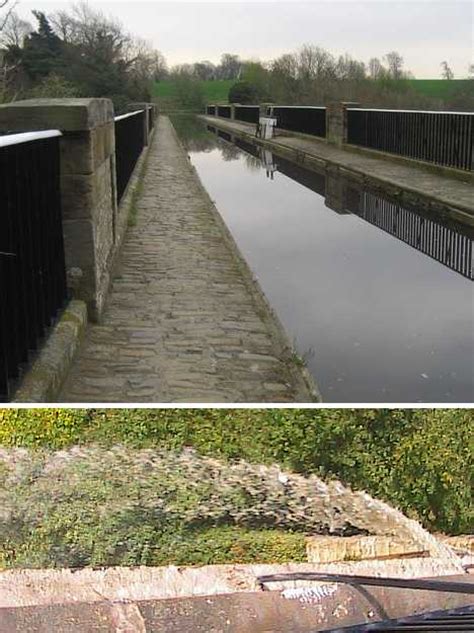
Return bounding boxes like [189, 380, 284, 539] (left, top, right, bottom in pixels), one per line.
[114, 109, 147, 203]
[347, 189, 473, 280]
[269, 106, 326, 138]
[217, 105, 231, 119]
[0, 131, 67, 402]
[347, 108, 474, 171]
[206, 105, 216, 116]
[234, 105, 260, 124]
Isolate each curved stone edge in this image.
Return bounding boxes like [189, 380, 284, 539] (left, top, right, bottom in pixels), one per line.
[13, 300, 88, 403]
[168, 118, 321, 403]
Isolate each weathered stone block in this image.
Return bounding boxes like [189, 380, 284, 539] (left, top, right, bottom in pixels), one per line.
[60, 158, 114, 221]
[59, 132, 94, 175]
[60, 173, 96, 220]
[0, 98, 114, 133]
[306, 535, 428, 563]
[92, 121, 115, 167]
[62, 218, 96, 301]
[326, 101, 360, 146]
[60, 123, 115, 176]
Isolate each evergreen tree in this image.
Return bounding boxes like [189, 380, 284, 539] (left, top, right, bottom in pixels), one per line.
[22, 11, 64, 81]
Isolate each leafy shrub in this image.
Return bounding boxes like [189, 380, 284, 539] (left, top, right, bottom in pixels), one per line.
[228, 81, 260, 104]
[27, 73, 81, 98]
[0, 447, 337, 568]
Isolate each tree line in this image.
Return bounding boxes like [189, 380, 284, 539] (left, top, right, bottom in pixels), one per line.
[178, 46, 473, 111]
[1, 0, 472, 111]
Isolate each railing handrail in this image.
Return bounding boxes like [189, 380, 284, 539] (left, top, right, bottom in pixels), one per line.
[347, 107, 474, 116]
[271, 105, 326, 110]
[0, 129, 62, 148]
[114, 109, 146, 122]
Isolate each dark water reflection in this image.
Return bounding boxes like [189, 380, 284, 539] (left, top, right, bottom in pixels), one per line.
[172, 115, 474, 403]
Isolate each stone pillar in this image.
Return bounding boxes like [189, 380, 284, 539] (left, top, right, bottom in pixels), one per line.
[127, 102, 151, 146]
[229, 104, 237, 119]
[0, 98, 117, 321]
[326, 101, 360, 146]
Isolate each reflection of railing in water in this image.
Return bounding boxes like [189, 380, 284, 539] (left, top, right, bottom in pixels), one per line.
[217, 130, 232, 142]
[348, 191, 474, 280]
[273, 154, 326, 198]
[206, 122, 473, 280]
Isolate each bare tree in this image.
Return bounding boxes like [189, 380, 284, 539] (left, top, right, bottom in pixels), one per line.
[0, 11, 33, 47]
[1, 0, 16, 33]
[297, 44, 336, 81]
[384, 51, 404, 79]
[271, 53, 299, 80]
[0, 1, 20, 102]
[335, 54, 366, 81]
[193, 60, 216, 81]
[218, 53, 241, 80]
[128, 38, 168, 84]
[440, 61, 454, 80]
[368, 57, 384, 79]
[469, 63, 474, 79]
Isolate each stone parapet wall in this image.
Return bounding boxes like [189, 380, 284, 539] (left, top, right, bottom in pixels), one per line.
[0, 98, 154, 322]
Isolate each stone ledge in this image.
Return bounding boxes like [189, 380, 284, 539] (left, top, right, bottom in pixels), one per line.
[306, 535, 429, 564]
[0, 98, 114, 132]
[13, 300, 88, 403]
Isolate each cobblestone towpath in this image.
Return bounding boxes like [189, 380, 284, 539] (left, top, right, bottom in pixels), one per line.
[60, 116, 317, 403]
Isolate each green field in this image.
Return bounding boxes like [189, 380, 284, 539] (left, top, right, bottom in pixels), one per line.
[407, 79, 474, 99]
[152, 79, 235, 108]
[151, 77, 473, 112]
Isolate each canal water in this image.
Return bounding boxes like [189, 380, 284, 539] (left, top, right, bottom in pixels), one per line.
[172, 116, 474, 403]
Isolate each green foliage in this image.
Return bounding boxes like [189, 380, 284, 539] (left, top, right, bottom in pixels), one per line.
[0, 447, 311, 568]
[152, 79, 236, 108]
[27, 73, 81, 98]
[173, 75, 205, 111]
[155, 527, 307, 566]
[228, 81, 260, 104]
[0, 409, 471, 534]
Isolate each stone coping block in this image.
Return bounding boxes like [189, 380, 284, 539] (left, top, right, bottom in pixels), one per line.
[306, 535, 429, 564]
[13, 300, 88, 403]
[0, 98, 114, 133]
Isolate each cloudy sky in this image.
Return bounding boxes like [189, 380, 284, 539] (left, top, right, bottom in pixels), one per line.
[16, 1, 473, 78]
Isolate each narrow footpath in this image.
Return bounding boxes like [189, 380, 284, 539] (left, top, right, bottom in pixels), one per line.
[60, 116, 316, 403]
[201, 116, 474, 222]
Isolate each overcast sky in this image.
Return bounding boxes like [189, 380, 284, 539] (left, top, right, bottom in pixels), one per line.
[16, 1, 473, 78]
